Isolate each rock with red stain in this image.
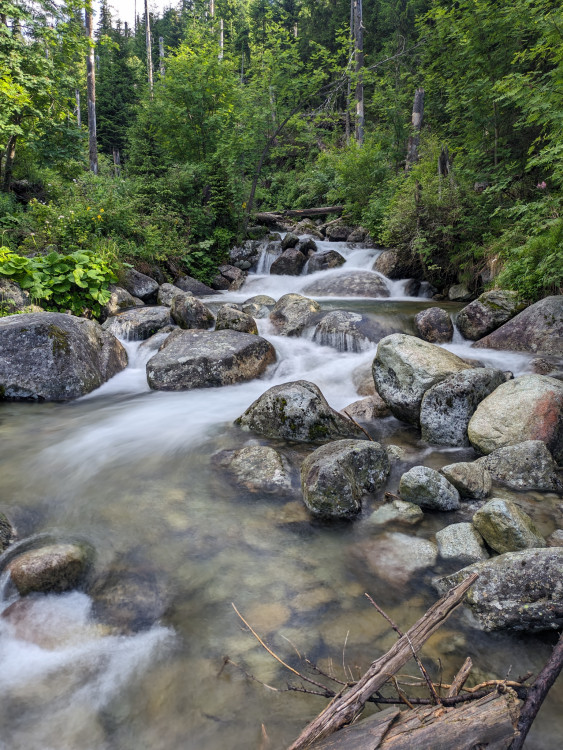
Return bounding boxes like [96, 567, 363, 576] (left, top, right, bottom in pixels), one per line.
[468, 374, 563, 462]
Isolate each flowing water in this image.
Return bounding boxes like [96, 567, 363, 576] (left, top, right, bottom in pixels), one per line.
[0, 238, 560, 749]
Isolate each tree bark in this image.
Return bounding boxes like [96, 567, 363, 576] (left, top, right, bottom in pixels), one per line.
[85, 5, 98, 175]
[354, 0, 364, 146]
[287, 573, 478, 750]
[1, 133, 17, 192]
[345, 0, 354, 145]
[405, 88, 424, 169]
[145, 0, 153, 95]
[159, 36, 165, 77]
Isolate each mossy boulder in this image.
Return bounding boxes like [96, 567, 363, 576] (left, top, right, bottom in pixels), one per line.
[456, 290, 524, 340]
[399, 466, 460, 511]
[473, 498, 546, 554]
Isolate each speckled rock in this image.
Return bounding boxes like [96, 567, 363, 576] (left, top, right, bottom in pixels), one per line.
[147, 329, 275, 390]
[414, 307, 453, 343]
[448, 283, 473, 302]
[235, 380, 364, 443]
[270, 247, 307, 276]
[215, 306, 258, 335]
[122, 268, 159, 302]
[475, 440, 561, 492]
[174, 274, 217, 297]
[157, 283, 184, 306]
[352, 362, 376, 396]
[467, 374, 563, 462]
[0, 312, 127, 400]
[368, 499, 423, 526]
[0, 513, 15, 552]
[419, 368, 506, 446]
[373, 334, 471, 425]
[243, 294, 275, 308]
[456, 290, 524, 340]
[399, 466, 460, 511]
[0, 278, 31, 313]
[440, 461, 491, 500]
[373, 250, 421, 280]
[473, 498, 546, 554]
[310, 310, 401, 353]
[547, 530, 563, 547]
[281, 232, 299, 250]
[364, 532, 438, 585]
[302, 271, 390, 298]
[100, 285, 140, 320]
[301, 439, 390, 518]
[307, 250, 345, 274]
[170, 293, 214, 330]
[214, 445, 293, 495]
[269, 293, 321, 336]
[341, 394, 390, 420]
[211, 264, 246, 291]
[242, 295, 275, 319]
[435, 547, 563, 631]
[7, 543, 93, 595]
[325, 224, 352, 242]
[229, 241, 261, 271]
[436, 523, 489, 564]
[102, 306, 172, 340]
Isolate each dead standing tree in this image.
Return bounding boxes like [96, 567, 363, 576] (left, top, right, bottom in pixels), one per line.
[85, 3, 97, 175]
[405, 87, 424, 169]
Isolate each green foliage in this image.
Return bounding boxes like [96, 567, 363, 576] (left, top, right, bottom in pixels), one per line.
[0, 246, 117, 317]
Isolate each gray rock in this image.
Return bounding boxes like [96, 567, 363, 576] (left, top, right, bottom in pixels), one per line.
[473, 295, 562, 355]
[414, 307, 453, 343]
[364, 532, 438, 585]
[419, 368, 506, 446]
[448, 283, 473, 302]
[0, 513, 15, 552]
[473, 498, 546, 553]
[530, 356, 563, 378]
[102, 306, 172, 340]
[91, 565, 167, 633]
[281, 232, 299, 250]
[399, 466, 460, 511]
[440, 461, 491, 500]
[100, 285, 139, 321]
[373, 249, 421, 280]
[297, 238, 318, 255]
[368, 499, 423, 526]
[269, 293, 321, 336]
[243, 294, 275, 308]
[436, 523, 489, 564]
[147, 330, 276, 390]
[435, 548, 563, 631]
[468, 374, 563, 462]
[294, 220, 323, 239]
[212, 264, 246, 291]
[270, 247, 307, 276]
[0, 312, 127, 401]
[373, 334, 471, 425]
[7, 542, 93, 595]
[309, 310, 401, 353]
[229, 241, 261, 270]
[325, 224, 352, 242]
[341, 394, 390, 421]
[170, 294, 214, 330]
[174, 274, 217, 297]
[215, 306, 257, 335]
[302, 271, 390, 298]
[352, 362, 376, 396]
[122, 268, 159, 303]
[301, 439, 390, 518]
[306, 250, 345, 274]
[456, 290, 524, 340]
[157, 283, 184, 306]
[241, 302, 270, 319]
[246, 225, 269, 240]
[138, 328, 175, 354]
[547, 530, 563, 547]
[235, 380, 364, 443]
[475, 440, 561, 492]
[0, 278, 31, 313]
[214, 445, 293, 495]
[347, 228, 367, 243]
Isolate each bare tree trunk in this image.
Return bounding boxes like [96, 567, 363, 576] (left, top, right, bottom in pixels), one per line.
[345, 0, 354, 145]
[406, 87, 424, 169]
[75, 89, 81, 128]
[1, 134, 17, 192]
[354, 0, 364, 146]
[145, 0, 153, 95]
[85, 5, 98, 175]
[113, 148, 121, 178]
[210, 0, 215, 18]
[159, 36, 165, 77]
[219, 18, 224, 60]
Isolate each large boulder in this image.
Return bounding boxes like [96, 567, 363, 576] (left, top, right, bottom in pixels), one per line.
[235, 380, 364, 443]
[456, 290, 524, 340]
[211, 264, 246, 291]
[100, 284, 140, 321]
[473, 295, 562, 355]
[7, 542, 93, 595]
[146, 330, 275, 390]
[122, 268, 159, 303]
[269, 293, 321, 336]
[325, 224, 352, 242]
[281, 232, 299, 250]
[270, 247, 307, 276]
[301, 439, 390, 518]
[448, 283, 473, 302]
[215, 306, 258, 335]
[473, 498, 546, 554]
[307, 250, 345, 274]
[440, 461, 491, 500]
[170, 293, 214, 330]
[157, 283, 184, 306]
[467, 374, 563, 462]
[475, 440, 561, 492]
[435, 548, 563, 631]
[399, 466, 460, 511]
[310, 310, 402, 353]
[214, 445, 294, 495]
[435, 523, 489, 565]
[373, 249, 421, 280]
[414, 307, 453, 343]
[0, 312, 127, 401]
[373, 334, 471, 425]
[302, 271, 390, 298]
[174, 274, 217, 297]
[102, 306, 172, 340]
[419, 368, 506, 446]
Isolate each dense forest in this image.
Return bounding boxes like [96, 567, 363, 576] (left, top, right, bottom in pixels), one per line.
[1, 0, 562, 316]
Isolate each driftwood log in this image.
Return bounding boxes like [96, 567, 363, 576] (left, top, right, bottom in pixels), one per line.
[254, 206, 344, 223]
[287, 573, 478, 750]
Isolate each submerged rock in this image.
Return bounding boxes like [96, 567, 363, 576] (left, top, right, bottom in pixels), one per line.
[214, 445, 293, 495]
[147, 329, 275, 390]
[435, 523, 489, 565]
[440, 461, 491, 500]
[368, 499, 423, 526]
[436, 547, 563, 631]
[456, 290, 524, 340]
[302, 271, 390, 298]
[419, 367, 506, 446]
[269, 293, 321, 336]
[399, 466, 460, 511]
[468, 374, 563, 462]
[414, 307, 453, 343]
[301, 439, 390, 518]
[310, 310, 401, 352]
[473, 498, 546, 554]
[475, 440, 561, 492]
[0, 312, 127, 401]
[122, 268, 159, 303]
[373, 334, 470, 425]
[364, 532, 438, 585]
[102, 306, 172, 340]
[215, 306, 258, 335]
[235, 380, 364, 443]
[7, 543, 93, 595]
[270, 247, 307, 275]
[341, 394, 391, 420]
[170, 293, 214, 330]
[90, 566, 167, 633]
[306, 250, 345, 273]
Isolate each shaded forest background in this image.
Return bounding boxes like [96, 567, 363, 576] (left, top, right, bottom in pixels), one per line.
[1, 0, 561, 315]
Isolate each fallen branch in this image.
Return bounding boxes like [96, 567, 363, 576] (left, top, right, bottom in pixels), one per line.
[287, 573, 478, 750]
